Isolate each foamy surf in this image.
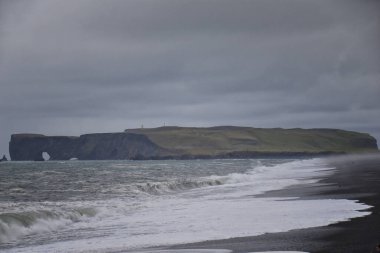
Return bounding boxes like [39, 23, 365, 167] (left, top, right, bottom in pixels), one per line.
[249, 252, 308, 253]
[128, 250, 308, 253]
[0, 158, 371, 253]
[0, 207, 97, 243]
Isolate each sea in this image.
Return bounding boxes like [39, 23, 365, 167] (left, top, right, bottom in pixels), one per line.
[0, 158, 371, 253]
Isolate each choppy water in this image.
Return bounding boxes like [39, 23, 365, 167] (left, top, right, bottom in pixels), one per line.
[0, 159, 371, 253]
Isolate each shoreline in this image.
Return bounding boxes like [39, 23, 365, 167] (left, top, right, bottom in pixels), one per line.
[166, 154, 380, 253]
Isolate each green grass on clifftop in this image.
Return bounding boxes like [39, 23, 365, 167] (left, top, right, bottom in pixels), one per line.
[125, 126, 378, 156]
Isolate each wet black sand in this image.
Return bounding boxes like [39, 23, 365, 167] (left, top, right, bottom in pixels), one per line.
[169, 154, 380, 253]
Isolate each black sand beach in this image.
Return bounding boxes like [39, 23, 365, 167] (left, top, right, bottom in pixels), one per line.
[169, 154, 380, 253]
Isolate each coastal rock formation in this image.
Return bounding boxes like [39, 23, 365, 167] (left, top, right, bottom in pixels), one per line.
[74, 133, 165, 160]
[9, 127, 378, 161]
[0, 155, 7, 162]
[9, 133, 165, 161]
[9, 134, 78, 161]
[126, 126, 378, 158]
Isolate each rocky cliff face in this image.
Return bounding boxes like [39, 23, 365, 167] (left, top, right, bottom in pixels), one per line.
[9, 134, 78, 161]
[9, 127, 379, 161]
[74, 133, 165, 160]
[127, 126, 379, 157]
[9, 133, 165, 161]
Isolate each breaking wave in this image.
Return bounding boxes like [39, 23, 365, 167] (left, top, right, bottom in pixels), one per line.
[128, 159, 330, 196]
[0, 208, 97, 243]
[0, 158, 340, 250]
[132, 178, 224, 195]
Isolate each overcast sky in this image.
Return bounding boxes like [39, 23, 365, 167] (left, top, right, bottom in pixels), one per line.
[0, 0, 379, 156]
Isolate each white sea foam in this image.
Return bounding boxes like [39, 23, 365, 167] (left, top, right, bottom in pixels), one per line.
[0, 208, 97, 243]
[107, 159, 332, 197]
[0, 158, 371, 253]
[249, 252, 308, 253]
[129, 250, 308, 253]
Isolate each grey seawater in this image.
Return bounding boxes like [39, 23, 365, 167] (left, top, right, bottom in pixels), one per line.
[0, 159, 370, 253]
[0, 159, 267, 249]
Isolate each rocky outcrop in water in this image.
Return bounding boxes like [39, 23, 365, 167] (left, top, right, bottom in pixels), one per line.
[9, 133, 165, 161]
[8, 127, 379, 161]
[0, 155, 7, 162]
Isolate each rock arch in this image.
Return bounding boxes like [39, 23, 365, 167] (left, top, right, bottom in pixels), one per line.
[42, 152, 50, 161]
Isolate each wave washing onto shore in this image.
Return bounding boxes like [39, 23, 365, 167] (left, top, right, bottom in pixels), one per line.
[0, 158, 371, 253]
[0, 208, 96, 243]
[100, 159, 330, 197]
[129, 250, 308, 253]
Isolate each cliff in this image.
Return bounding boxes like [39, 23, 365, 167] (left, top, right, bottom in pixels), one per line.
[9, 133, 165, 161]
[9, 126, 378, 161]
[126, 126, 378, 158]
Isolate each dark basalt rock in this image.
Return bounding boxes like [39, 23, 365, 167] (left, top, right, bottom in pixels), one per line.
[74, 133, 166, 160]
[9, 134, 78, 161]
[0, 155, 7, 162]
[9, 133, 166, 161]
[8, 127, 379, 161]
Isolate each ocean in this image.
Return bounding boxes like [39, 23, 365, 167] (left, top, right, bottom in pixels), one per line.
[0, 158, 370, 253]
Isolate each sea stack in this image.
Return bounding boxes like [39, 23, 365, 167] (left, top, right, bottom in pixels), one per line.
[0, 155, 8, 162]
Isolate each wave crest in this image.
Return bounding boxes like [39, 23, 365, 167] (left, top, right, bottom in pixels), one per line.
[0, 208, 97, 243]
[133, 178, 223, 195]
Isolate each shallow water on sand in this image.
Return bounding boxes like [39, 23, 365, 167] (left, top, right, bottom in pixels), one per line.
[0, 159, 370, 253]
[129, 250, 308, 253]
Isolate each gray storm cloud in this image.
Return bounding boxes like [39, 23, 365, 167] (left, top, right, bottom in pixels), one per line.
[0, 0, 379, 156]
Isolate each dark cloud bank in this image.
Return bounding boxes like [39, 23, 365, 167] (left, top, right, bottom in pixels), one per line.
[0, 0, 379, 156]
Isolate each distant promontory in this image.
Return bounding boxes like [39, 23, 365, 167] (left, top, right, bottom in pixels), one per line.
[9, 126, 378, 161]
